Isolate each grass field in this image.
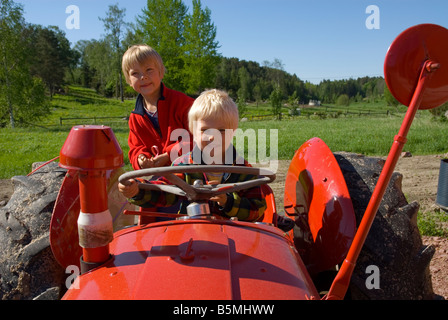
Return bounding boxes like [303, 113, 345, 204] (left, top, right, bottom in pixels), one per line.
[1, 86, 447, 236]
[2, 85, 448, 179]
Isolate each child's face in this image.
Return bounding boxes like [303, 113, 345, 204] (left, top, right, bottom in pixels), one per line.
[128, 59, 163, 99]
[193, 118, 235, 164]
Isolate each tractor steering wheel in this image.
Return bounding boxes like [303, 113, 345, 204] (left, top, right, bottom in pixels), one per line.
[118, 165, 276, 201]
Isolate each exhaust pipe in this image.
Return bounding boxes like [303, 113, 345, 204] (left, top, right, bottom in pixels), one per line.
[59, 125, 123, 273]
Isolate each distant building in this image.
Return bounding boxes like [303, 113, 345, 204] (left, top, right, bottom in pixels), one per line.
[308, 100, 321, 106]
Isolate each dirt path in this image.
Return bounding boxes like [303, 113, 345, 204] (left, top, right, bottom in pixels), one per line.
[0, 154, 446, 299]
[395, 155, 448, 300]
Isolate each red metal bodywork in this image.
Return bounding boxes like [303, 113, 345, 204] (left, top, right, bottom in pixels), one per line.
[384, 24, 448, 109]
[283, 138, 356, 275]
[50, 169, 82, 269]
[50, 167, 134, 269]
[62, 218, 319, 300]
[58, 125, 123, 265]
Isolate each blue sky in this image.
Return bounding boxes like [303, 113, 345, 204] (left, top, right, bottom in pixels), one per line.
[14, 0, 448, 84]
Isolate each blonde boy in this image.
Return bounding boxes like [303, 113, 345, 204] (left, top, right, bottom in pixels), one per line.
[119, 89, 267, 222]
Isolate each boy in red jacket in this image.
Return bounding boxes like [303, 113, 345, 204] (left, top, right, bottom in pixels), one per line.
[119, 89, 295, 229]
[119, 89, 266, 221]
[122, 44, 194, 170]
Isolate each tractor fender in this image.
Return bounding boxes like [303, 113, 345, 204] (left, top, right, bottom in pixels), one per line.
[284, 137, 356, 275]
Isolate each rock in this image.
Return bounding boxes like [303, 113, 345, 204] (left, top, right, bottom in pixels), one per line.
[401, 151, 412, 158]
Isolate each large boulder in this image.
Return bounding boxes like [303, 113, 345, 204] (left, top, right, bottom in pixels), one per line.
[0, 162, 66, 300]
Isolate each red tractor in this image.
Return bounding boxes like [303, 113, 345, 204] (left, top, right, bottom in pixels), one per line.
[1, 24, 447, 301]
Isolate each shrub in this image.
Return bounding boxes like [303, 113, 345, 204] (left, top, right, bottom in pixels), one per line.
[336, 94, 350, 106]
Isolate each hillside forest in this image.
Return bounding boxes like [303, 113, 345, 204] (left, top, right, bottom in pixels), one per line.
[0, 0, 409, 128]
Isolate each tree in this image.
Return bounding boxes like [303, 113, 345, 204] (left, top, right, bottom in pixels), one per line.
[288, 90, 298, 106]
[0, 0, 49, 128]
[73, 40, 95, 88]
[270, 86, 283, 120]
[263, 58, 285, 89]
[237, 67, 250, 101]
[82, 39, 115, 96]
[336, 94, 350, 106]
[253, 83, 262, 107]
[236, 67, 250, 118]
[182, 0, 220, 95]
[99, 4, 129, 101]
[28, 25, 75, 97]
[136, 0, 188, 91]
[384, 86, 399, 108]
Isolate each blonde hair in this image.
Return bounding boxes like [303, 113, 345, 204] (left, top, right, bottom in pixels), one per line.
[188, 89, 239, 132]
[122, 44, 166, 84]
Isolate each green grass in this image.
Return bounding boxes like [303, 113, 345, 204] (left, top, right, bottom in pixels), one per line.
[418, 209, 448, 237]
[0, 86, 135, 178]
[238, 111, 448, 160]
[1, 86, 447, 237]
[2, 86, 448, 179]
[44, 86, 136, 125]
[242, 100, 409, 118]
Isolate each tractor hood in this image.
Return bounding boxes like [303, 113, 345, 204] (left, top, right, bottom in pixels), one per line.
[63, 218, 319, 300]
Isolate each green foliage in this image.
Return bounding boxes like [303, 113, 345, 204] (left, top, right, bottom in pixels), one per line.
[71, 4, 130, 100]
[213, 57, 386, 109]
[133, 0, 221, 95]
[0, 0, 50, 128]
[27, 25, 76, 97]
[182, 0, 221, 95]
[236, 66, 250, 117]
[136, 0, 189, 91]
[99, 4, 130, 102]
[0, 86, 135, 178]
[288, 91, 298, 107]
[270, 87, 283, 120]
[236, 97, 247, 119]
[429, 101, 448, 120]
[336, 94, 350, 106]
[2, 87, 448, 180]
[75, 39, 115, 96]
[384, 86, 399, 108]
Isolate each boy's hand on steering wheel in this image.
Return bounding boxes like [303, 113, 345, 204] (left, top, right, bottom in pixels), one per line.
[207, 180, 227, 206]
[118, 179, 139, 198]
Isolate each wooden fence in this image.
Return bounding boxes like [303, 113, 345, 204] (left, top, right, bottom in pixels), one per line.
[58, 108, 399, 126]
[59, 116, 129, 125]
[243, 108, 399, 121]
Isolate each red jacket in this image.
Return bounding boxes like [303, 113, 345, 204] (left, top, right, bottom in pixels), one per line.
[128, 84, 194, 169]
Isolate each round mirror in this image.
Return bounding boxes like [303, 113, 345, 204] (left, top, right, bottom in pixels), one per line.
[384, 24, 448, 109]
